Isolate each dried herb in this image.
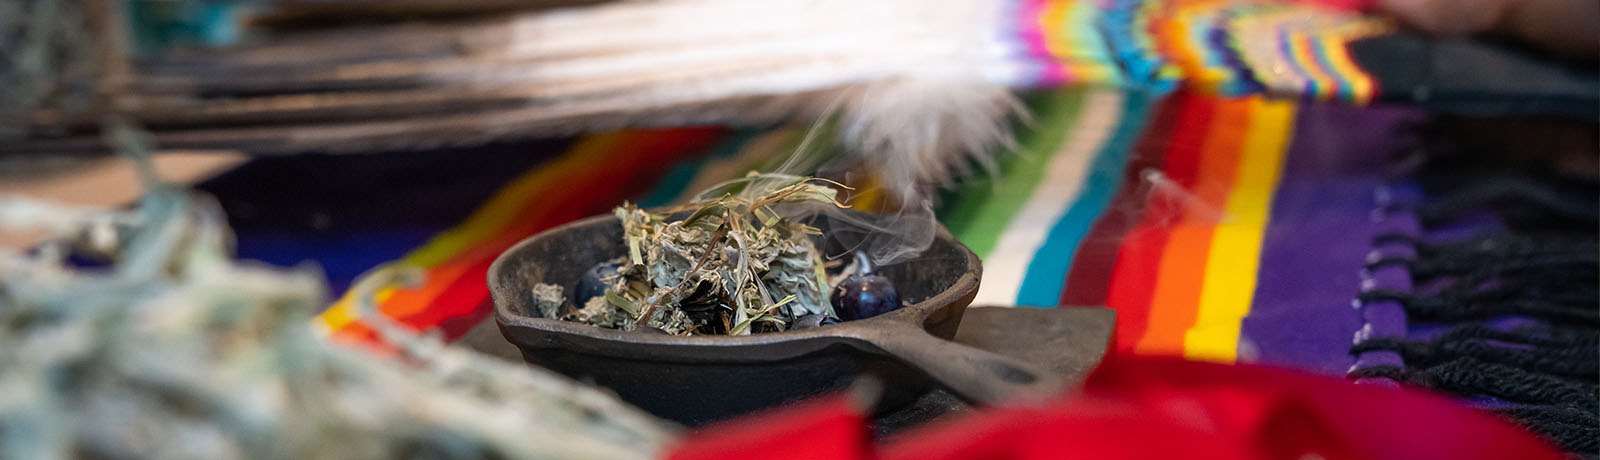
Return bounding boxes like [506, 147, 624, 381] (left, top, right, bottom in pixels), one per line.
[580, 172, 847, 335]
[0, 191, 675, 460]
[0, 123, 674, 459]
[532, 282, 567, 319]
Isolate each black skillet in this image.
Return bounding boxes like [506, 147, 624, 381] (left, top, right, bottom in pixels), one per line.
[489, 212, 1065, 426]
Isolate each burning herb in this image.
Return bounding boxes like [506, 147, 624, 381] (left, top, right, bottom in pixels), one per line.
[581, 172, 847, 335]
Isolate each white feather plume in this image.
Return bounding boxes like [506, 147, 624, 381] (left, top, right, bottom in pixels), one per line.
[833, 78, 1027, 200]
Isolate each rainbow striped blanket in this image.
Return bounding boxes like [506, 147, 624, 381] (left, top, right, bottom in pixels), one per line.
[196, 86, 1411, 375]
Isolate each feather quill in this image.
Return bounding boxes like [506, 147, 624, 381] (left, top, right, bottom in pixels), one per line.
[8, 0, 1391, 196]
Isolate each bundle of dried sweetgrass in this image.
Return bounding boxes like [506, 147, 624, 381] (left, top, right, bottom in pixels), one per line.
[0, 183, 673, 459]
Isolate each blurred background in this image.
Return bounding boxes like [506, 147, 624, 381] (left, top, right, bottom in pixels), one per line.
[0, 0, 1594, 457]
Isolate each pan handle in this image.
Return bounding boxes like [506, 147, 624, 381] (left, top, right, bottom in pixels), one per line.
[862, 322, 1067, 406]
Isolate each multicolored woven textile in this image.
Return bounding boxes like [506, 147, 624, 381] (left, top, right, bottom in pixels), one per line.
[278, 85, 1422, 376]
[1004, 0, 1390, 102]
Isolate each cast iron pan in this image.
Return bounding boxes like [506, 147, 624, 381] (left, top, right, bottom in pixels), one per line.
[489, 212, 1065, 425]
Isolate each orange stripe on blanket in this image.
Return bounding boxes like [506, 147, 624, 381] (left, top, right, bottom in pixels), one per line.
[1133, 97, 1251, 355]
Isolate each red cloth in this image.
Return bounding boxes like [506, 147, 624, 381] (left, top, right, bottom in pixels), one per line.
[665, 395, 873, 460]
[668, 358, 1561, 460]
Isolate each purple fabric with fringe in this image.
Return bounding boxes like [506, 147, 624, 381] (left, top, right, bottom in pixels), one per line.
[1240, 103, 1425, 378]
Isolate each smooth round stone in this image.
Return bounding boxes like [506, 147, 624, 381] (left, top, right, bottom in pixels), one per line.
[831, 274, 901, 321]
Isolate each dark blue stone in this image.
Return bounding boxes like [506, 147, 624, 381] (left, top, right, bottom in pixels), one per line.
[831, 274, 901, 321]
